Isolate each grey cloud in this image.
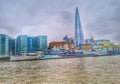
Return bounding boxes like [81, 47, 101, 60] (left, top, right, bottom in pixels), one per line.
[0, 0, 120, 43]
[80, 0, 120, 43]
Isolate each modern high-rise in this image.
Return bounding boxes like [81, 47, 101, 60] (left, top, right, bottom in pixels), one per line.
[16, 35, 28, 55]
[16, 35, 47, 55]
[9, 38, 15, 55]
[27, 37, 36, 53]
[0, 34, 9, 56]
[0, 34, 48, 56]
[74, 7, 84, 47]
[0, 34, 15, 56]
[36, 35, 47, 51]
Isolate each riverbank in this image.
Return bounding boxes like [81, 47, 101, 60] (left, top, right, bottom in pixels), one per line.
[40, 54, 120, 60]
[0, 56, 10, 62]
[0, 54, 120, 62]
[10, 55, 41, 61]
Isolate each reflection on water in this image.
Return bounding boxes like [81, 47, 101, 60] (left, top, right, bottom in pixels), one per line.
[0, 55, 120, 84]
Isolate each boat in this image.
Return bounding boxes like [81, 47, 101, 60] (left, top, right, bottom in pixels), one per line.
[40, 55, 61, 60]
[10, 52, 44, 61]
[10, 55, 42, 61]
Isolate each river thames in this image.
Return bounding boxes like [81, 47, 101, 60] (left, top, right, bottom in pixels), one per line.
[0, 55, 120, 84]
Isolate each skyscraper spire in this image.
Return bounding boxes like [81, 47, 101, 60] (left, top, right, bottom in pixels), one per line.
[74, 7, 84, 47]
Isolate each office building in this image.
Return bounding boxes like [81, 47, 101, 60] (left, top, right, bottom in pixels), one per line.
[85, 39, 93, 44]
[95, 39, 110, 43]
[27, 37, 36, 53]
[16, 35, 28, 55]
[0, 34, 48, 56]
[36, 35, 47, 51]
[74, 7, 84, 47]
[0, 34, 15, 56]
[17, 35, 47, 55]
[0, 34, 9, 56]
[9, 38, 15, 55]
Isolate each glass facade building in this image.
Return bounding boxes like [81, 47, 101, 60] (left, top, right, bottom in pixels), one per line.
[27, 37, 36, 53]
[9, 38, 15, 55]
[17, 35, 28, 55]
[75, 7, 84, 47]
[16, 35, 47, 55]
[0, 34, 8, 56]
[36, 36, 47, 51]
[0, 34, 48, 56]
[0, 34, 15, 56]
[95, 39, 110, 43]
[85, 39, 93, 44]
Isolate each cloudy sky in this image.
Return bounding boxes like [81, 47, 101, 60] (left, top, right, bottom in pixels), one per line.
[0, 0, 120, 43]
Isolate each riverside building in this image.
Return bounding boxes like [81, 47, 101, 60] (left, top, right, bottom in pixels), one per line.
[27, 37, 36, 53]
[0, 34, 15, 56]
[74, 7, 84, 47]
[49, 41, 73, 50]
[16, 35, 47, 55]
[35, 35, 47, 51]
[0, 34, 48, 56]
[16, 35, 28, 55]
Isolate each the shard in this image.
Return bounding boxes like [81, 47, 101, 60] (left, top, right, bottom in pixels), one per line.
[74, 7, 84, 47]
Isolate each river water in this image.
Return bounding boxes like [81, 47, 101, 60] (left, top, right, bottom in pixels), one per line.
[0, 55, 120, 84]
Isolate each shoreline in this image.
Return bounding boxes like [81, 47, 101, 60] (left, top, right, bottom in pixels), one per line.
[0, 54, 120, 62]
[0, 56, 10, 62]
[39, 54, 120, 60]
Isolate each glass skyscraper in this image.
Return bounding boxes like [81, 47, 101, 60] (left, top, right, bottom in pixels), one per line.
[75, 7, 84, 47]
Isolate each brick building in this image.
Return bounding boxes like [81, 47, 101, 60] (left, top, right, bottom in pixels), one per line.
[49, 41, 73, 50]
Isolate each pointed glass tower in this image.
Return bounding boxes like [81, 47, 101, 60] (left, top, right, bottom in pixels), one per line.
[75, 7, 84, 47]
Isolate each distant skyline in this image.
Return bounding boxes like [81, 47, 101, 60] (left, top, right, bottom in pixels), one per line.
[0, 0, 120, 43]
